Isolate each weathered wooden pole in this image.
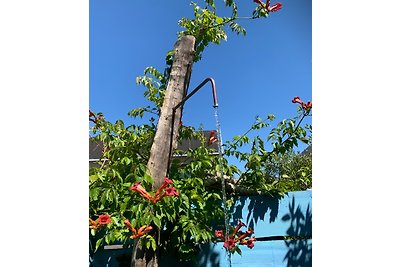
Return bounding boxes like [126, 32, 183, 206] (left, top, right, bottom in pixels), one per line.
[131, 35, 196, 267]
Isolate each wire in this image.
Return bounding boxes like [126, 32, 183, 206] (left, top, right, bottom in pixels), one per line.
[214, 106, 232, 267]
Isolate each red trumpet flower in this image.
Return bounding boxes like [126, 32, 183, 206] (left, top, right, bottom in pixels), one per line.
[207, 130, 218, 145]
[268, 2, 282, 12]
[292, 96, 312, 112]
[124, 219, 153, 239]
[165, 187, 179, 197]
[89, 214, 111, 231]
[223, 236, 236, 250]
[253, 0, 282, 13]
[215, 230, 224, 239]
[130, 181, 153, 201]
[215, 220, 256, 253]
[89, 218, 98, 230]
[131, 177, 179, 203]
[98, 214, 111, 225]
[292, 96, 302, 104]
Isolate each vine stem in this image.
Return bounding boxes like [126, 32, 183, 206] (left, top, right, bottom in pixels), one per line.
[224, 117, 269, 153]
[199, 15, 259, 32]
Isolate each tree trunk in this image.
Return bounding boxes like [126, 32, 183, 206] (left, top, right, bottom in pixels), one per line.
[131, 35, 196, 267]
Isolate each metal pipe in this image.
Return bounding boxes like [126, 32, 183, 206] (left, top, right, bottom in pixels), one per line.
[167, 77, 219, 174]
[173, 77, 218, 111]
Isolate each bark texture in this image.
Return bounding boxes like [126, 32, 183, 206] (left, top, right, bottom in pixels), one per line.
[147, 35, 195, 190]
[131, 35, 196, 267]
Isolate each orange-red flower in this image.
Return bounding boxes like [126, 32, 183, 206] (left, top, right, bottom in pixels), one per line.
[215, 230, 224, 239]
[137, 225, 153, 236]
[223, 236, 236, 250]
[89, 218, 98, 229]
[130, 181, 153, 201]
[132, 177, 179, 203]
[268, 2, 282, 12]
[98, 214, 111, 225]
[124, 219, 153, 239]
[302, 101, 312, 110]
[124, 219, 136, 233]
[157, 177, 173, 192]
[253, 0, 265, 6]
[165, 187, 179, 197]
[207, 130, 218, 145]
[216, 220, 256, 252]
[292, 96, 302, 104]
[292, 97, 312, 112]
[245, 237, 256, 249]
[237, 227, 254, 240]
[253, 0, 282, 13]
[89, 110, 105, 124]
[232, 220, 246, 236]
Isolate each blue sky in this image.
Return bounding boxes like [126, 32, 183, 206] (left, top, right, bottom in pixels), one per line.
[3, 1, 400, 264]
[90, 0, 312, 155]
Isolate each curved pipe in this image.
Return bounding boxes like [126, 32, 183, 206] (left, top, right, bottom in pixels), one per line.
[167, 77, 219, 173]
[173, 77, 218, 111]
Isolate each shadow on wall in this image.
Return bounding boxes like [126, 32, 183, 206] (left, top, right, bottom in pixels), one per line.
[89, 192, 311, 267]
[195, 243, 222, 267]
[230, 193, 311, 267]
[90, 244, 222, 267]
[231, 195, 282, 229]
[159, 243, 222, 267]
[282, 196, 312, 267]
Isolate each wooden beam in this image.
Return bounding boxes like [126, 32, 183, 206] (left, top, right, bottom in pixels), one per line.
[147, 35, 196, 189]
[132, 35, 196, 267]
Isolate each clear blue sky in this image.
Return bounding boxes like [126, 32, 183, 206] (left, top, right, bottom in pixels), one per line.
[90, 0, 312, 155]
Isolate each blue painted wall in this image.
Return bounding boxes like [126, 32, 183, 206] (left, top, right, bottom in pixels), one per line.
[90, 190, 312, 267]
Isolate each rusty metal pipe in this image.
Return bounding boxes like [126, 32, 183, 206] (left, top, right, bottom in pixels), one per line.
[167, 77, 219, 174]
[173, 77, 218, 111]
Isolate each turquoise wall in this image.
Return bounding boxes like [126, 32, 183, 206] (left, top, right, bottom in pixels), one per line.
[90, 190, 312, 267]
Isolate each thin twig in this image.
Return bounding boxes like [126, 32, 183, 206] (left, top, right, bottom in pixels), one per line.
[199, 15, 259, 32]
[224, 117, 269, 153]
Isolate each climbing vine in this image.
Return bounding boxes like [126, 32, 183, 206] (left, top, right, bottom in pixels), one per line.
[89, 0, 311, 262]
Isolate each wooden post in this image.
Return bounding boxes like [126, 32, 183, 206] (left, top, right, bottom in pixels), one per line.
[147, 35, 196, 189]
[132, 35, 196, 267]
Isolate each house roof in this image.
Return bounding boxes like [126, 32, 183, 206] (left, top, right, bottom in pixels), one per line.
[89, 139, 104, 160]
[89, 130, 219, 160]
[301, 144, 312, 156]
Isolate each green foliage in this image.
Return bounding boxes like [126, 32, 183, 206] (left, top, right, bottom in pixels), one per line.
[89, 106, 312, 258]
[89, 0, 311, 261]
[178, 1, 246, 61]
[225, 110, 312, 195]
[136, 66, 167, 110]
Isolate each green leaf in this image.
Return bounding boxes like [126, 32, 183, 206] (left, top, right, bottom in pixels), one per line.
[151, 238, 157, 251]
[153, 216, 161, 228]
[95, 238, 103, 251]
[89, 175, 99, 183]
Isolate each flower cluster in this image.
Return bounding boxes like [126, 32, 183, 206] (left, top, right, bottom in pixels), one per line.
[130, 177, 179, 203]
[89, 214, 111, 230]
[89, 109, 104, 124]
[215, 220, 256, 252]
[292, 96, 312, 111]
[124, 219, 153, 239]
[207, 130, 218, 145]
[253, 0, 282, 13]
